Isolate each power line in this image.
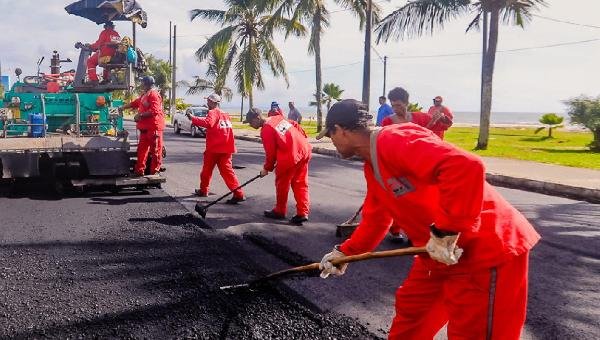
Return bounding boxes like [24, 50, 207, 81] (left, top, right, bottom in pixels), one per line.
[532, 14, 600, 30]
[288, 37, 600, 73]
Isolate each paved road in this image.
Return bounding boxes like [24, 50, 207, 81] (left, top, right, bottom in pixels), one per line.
[161, 124, 600, 340]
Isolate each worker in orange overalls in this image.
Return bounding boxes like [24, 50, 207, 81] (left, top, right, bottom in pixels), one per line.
[188, 93, 245, 204]
[86, 21, 121, 84]
[244, 107, 312, 225]
[426, 95, 454, 138]
[316, 99, 540, 339]
[119, 76, 164, 176]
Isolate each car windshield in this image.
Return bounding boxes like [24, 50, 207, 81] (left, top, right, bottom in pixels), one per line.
[192, 108, 207, 117]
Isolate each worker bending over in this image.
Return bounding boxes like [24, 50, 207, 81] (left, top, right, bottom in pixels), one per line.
[244, 108, 312, 225]
[317, 99, 540, 339]
[188, 93, 245, 204]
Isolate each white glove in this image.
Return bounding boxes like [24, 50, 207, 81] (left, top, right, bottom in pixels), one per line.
[319, 245, 348, 279]
[425, 224, 464, 265]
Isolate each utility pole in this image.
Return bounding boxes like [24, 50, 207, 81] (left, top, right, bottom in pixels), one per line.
[170, 25, 177, 117]
[383, 56, 387, 97]
[361, 0, 372, 110]
[168, 21, 172, 66]
[240, 96, 244, 122]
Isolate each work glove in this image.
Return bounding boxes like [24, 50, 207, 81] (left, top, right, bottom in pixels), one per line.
[425, 224, 463, 265]
[259, 168, 269, 178]
[118, 106, 124, 114]
[319, 245, 348, 279]
[133, 113, 141, 122]
[185, 112, 193, 120]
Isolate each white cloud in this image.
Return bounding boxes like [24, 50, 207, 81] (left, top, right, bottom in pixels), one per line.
[1, 0, 599, 115]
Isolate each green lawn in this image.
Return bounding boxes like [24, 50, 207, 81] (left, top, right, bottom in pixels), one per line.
[445, 127, 599, 169]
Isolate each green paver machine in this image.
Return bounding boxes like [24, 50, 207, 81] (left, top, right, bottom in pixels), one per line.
[0, 0, 164, 193]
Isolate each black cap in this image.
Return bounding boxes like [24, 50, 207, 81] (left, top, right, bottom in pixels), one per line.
[104, 21, 115, 28]
[243, 107, 262, 124]
[316, 99, 372, 140]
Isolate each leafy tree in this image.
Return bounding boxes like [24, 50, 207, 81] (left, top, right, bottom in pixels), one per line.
[180, 41, 234, 101]
[190, 1, 305, 107]
[145, 54, 172, 101]
[564, 95, 600, 151]
[272, 0, 380, 132]
[535, 113, 564, 138]
[408, 102, 423, 112]
[175, 98, 192, 111]
[375, 0, 546, 150]
[310, 82, 343, 112]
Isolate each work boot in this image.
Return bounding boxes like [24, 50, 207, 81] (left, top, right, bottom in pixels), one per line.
[225, 196, 246, 205]
[194, 189, 209, 197]
[289, 215, 308, 226]
[264, 210, 285, 220]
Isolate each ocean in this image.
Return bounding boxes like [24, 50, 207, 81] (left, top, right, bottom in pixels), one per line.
[221, 105, 571, 126]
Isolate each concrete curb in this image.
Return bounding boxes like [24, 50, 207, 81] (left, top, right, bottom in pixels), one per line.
[234, 134, 600, 204]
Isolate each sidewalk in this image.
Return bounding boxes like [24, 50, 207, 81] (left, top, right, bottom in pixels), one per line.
[235, 129, 600, 203]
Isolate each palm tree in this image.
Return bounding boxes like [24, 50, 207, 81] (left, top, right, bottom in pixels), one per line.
[180, 41, 234, 101]
[190, 0, 306, 107]
[310, 82, 344, 112]
[375, 0, 546, 150]
[271, 0, 380, 132]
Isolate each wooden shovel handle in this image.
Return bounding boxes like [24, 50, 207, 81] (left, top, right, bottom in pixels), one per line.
[261, 246, 427, 282]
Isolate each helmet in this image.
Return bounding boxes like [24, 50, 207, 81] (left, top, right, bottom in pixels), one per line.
[141, 76, 155, 86]
[104, 21, 115, 29]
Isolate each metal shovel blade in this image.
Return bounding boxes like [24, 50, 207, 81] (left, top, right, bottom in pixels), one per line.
[195, 203, 207, 219]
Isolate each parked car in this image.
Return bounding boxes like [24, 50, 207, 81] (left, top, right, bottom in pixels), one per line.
[172, 106, 208, 137]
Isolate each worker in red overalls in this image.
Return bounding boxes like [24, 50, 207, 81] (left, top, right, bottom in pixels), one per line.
[188, 93, 245, 204]
[244, 107, 312, 225]
[268, 101, 284, 117]
[426, 95, 454, 138]
[316, 99, 540, 339]
[119, 76, 164, 176]
[86, 21, 121, 84]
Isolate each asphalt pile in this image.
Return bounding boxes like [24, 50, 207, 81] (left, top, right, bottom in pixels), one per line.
[0, 187, 379, 339]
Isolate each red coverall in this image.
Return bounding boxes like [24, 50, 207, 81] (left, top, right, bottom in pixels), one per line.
[426, 105, 454, 138]
[191, 108, 243, 199]
[261, 116, 312, 216]
[87, 28, 121, 81]
[130, 89, 165, 175]
[339, 124, 540, 339]
[268, 107, 284, 117]
[382, 112, 436, 235]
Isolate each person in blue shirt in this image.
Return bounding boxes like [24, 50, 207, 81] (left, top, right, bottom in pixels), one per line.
[376, 95, 393, 126]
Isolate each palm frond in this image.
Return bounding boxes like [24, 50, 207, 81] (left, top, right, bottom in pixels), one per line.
[259, 37, 289, 86]
[374, 0, 471, 43]
[194, 26, 236, 62]
[499, 0, 547, 28]
[182, 76, 216, 96]
[190, 9, 226, 23]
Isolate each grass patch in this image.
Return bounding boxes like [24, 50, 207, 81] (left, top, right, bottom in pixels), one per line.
[444, 127, 600, 169]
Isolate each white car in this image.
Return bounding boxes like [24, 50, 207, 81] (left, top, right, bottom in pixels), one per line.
[172, 106, 208, 137]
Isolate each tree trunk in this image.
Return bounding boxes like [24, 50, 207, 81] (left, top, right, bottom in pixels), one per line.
[477, 9, 499, 150]
[548, 127, 553, 138]
[593, 128, 600, 151]
[313, 14, 323, 132]
[249, 88, 254, 109]
[362, 0, 372, 110]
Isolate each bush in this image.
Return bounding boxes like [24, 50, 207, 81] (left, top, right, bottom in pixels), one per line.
[564, 95, 600, 151]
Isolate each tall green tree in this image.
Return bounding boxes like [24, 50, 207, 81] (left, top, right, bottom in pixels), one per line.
[180, 41, 234, 101]
[375, 0, 546, 149]
[564, 95, 600, 151]
[272, 0, 380, 132]
[145, 54, 172, 101]
[310, 82, 344, 112]
[190, 0, 306, 107]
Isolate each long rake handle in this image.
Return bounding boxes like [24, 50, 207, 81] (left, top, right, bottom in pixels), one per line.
[261, 246, 427, 282]
[204, 174, 262, 209]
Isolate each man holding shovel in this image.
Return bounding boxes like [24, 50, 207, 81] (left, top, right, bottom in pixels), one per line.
[244, 108, 312, 225]
[187, 93, 245, 204]
[316, 99, 540, 339]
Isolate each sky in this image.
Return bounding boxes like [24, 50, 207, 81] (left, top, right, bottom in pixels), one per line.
[0, 0, 599, 116]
